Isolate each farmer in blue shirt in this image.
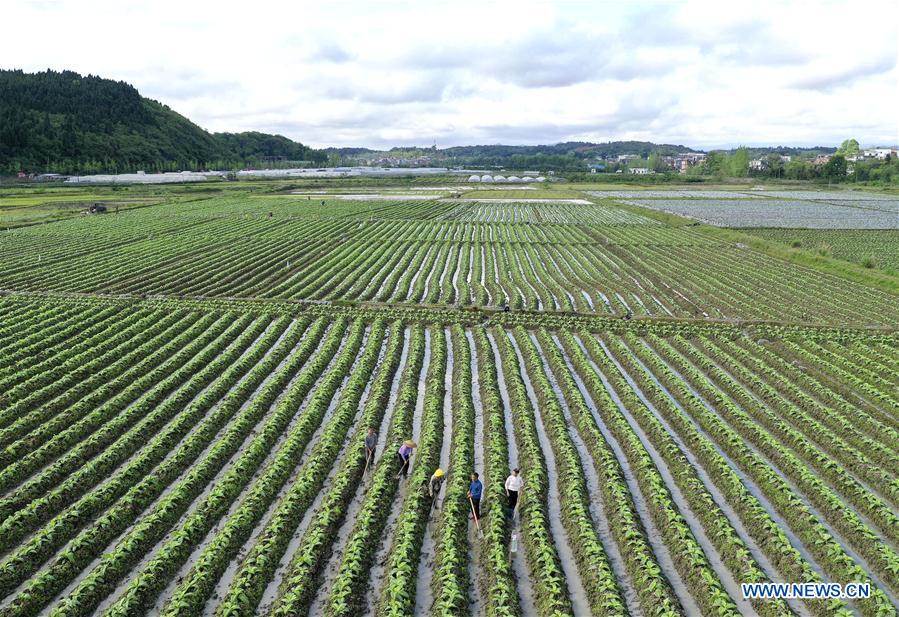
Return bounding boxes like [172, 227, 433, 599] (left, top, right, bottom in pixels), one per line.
[468, 472, 483, 520]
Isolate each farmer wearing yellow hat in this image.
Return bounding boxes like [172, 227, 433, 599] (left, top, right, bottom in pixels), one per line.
[397, 439, 417, 479]
[428, 468, 446, 508]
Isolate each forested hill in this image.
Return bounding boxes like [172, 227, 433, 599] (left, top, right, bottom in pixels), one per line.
[0, 69, 325, 174]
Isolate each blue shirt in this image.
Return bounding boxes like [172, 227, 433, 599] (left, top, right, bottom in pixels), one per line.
[469, 479, 483, 500]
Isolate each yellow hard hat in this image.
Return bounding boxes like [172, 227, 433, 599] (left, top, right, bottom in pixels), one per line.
[434, 468, 444, 478]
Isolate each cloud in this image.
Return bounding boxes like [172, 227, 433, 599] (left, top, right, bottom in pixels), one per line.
[310, 41, 353, 63]
[1, 0, 897, 149]
[790, 53, 897, 91]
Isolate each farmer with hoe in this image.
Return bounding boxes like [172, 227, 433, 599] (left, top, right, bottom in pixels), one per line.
[428, 468, 445, 511]
[397, 439, 416, 478]
[363, 427, 377, 474]
[467, 472, 483, 520]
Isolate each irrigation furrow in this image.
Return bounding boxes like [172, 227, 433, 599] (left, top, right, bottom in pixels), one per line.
[567, 333, 703, 616]
[485, 330, 539, 617]
[362, 328, 432, 613]
[413, 328, 453, 615]
[507, 333, 593, 616]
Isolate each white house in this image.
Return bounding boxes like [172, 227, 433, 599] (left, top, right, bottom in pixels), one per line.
[629, 167, 654, 175]
[862, 148, 896, 160]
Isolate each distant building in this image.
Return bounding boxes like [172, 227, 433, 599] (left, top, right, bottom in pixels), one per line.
[749, 159, 766, 171]
[862, 148, 896, 160]
[629, 167, 654, 175]
[616, 154, 639, 163]
[813, 154, 832, 166]
[672, 153, 706, 174]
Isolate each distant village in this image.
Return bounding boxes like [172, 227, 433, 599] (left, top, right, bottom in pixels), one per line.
[587, 147, 899, 176]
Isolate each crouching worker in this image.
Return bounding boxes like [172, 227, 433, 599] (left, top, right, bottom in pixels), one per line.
[429, 468, 445, 512]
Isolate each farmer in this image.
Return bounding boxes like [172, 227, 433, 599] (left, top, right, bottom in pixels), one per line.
[397, 440, 416, 478]
[428, 468, 445, 508]
[468, 472, 483, 520]
[505, 468, 523, 514]
[364, 427, 377, 463]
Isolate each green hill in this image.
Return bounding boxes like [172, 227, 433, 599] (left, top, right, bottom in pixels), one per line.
[0, 69, 324, 174]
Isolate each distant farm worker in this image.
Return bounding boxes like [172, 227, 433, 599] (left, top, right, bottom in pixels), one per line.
[364, 427, 377, 462]
[397, 440, 417, 478]
[429, 468, 446, 509]
[468, 472, 483, 520]
[505, 468, 523, 514]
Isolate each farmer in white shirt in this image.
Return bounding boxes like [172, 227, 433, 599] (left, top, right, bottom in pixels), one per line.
[505, 468, 523, 513]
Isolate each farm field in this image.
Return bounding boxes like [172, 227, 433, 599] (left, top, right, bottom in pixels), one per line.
[617, 198, 899, 229]
[0, 183, 897, 616]
[742, 229, 899, 273]
[2, 194, 898, 325]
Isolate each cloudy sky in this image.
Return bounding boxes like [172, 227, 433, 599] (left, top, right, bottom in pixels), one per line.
[3, 0, 897, 149]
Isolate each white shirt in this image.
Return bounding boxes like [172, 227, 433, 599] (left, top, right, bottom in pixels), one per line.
[505, 474, 523, 492]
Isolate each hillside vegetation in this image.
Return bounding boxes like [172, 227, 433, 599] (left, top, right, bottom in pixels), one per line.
[0, 69, 324, 174]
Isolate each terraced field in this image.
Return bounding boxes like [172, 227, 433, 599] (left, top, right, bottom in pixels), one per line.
[1, 186, 896, 616]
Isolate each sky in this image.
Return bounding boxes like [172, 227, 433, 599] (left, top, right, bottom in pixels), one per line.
[3, 0, 898, 150]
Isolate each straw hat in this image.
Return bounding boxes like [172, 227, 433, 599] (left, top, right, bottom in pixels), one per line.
[403, 440, 417, 448]
[434, 468, 445, 478]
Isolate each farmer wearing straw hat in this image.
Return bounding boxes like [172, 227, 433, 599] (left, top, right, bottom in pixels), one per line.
[428, 468, 445, 509]
[397, 439, 417, 478]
